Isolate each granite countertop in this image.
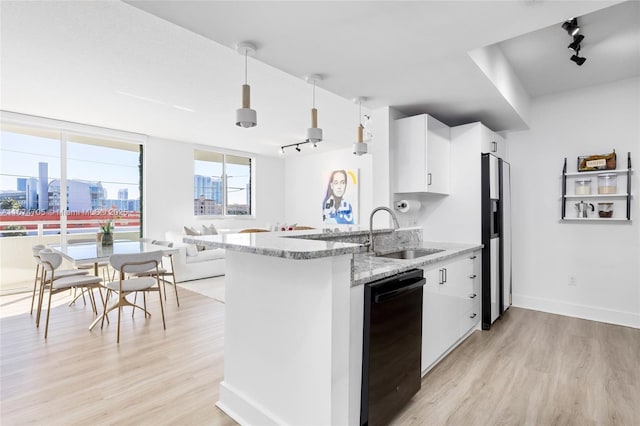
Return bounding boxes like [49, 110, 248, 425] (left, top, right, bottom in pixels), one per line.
[183, 228, 372, 260]
[352, 241, 482, 286]
[185, 228, 481, 286]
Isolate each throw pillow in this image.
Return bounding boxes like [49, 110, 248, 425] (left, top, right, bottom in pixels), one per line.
[201, 224, 218, 235]
[185, 244, 198, 257]
[184, 226, 200, 236]
[197, 244, 207, 251]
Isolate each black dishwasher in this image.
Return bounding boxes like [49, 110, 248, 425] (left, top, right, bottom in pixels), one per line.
[360, 269, 425, 426]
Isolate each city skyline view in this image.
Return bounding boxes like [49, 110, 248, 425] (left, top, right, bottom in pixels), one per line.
[0, 131, 140, 203]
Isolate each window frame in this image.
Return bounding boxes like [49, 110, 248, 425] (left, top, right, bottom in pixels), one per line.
[0, 111, 146, 240]
[193, 146, 255, 218]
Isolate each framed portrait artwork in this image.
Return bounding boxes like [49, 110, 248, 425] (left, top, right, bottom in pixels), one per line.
[322, 169, 359, 225]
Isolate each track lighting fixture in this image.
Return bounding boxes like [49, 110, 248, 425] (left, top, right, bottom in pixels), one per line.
[279, 140, 318, 154]
[305, 74, 323, 143]
[561, 18, 580, 37]
[568, 34, 584, 52]
[561, 18, 586, 66]
[570, 54, 587, 66]
[235, 42, 257, 128]
[353, 97, 368, 156]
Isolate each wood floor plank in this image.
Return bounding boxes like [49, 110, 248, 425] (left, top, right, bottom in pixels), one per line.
[1, 290, 638, 425]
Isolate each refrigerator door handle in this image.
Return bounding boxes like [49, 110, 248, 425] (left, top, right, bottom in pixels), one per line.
[427, 173, 432, 186]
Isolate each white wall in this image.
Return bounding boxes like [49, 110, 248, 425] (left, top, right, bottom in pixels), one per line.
[507, 77, 639, 328]
[144, 136, 285, 239]
[283, 147, 373, 228]
[283, 106, 404, 229]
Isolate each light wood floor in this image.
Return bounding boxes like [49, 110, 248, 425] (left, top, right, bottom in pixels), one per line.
[1, 288, 638, 425]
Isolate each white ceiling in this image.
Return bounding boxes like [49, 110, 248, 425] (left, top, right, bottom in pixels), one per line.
[1, 1, 638, 157]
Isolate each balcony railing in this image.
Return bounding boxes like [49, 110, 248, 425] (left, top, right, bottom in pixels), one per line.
[0, 213, 141, 294]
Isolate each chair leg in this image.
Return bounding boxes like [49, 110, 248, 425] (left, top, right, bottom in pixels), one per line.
[117, 303, 122, 344]
[44, 288, 54, 339]
[30, 264, 40, 315]
[131, 293, 135, 318]
[36, 279, 47, 328]
[101, 289, 111, 329]
[158, 287, 166, 330]
[168, 256, 179, 307]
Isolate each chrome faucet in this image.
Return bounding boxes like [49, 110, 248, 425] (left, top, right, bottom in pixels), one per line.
[367, 206, 400, 252]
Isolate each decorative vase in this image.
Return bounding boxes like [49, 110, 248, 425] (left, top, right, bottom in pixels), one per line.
[101, 232, 113, 246]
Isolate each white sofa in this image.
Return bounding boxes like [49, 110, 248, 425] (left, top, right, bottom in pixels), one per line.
[165, 231, 225, 282]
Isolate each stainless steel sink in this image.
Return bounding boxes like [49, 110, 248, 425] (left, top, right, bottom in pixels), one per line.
[376, 248, 445, 259]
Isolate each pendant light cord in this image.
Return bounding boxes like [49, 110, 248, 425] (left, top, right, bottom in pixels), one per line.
[312, 80, 316, 108]
[244, 51, 248, 84]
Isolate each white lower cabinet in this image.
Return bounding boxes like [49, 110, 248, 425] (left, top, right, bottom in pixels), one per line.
[421, 251, 481, 375]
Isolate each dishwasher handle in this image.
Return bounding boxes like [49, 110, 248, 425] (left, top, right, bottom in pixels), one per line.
[373, 278, 426, 303]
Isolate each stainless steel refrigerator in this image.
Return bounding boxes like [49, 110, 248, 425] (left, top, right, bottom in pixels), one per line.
[481, 154, 512, 330]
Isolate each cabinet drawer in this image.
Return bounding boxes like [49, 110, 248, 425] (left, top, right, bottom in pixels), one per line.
[460, 287, 480, 313]
[460, 302, 481, 336]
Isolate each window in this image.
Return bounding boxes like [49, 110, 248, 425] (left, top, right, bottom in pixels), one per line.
[0, 122, 142, 238]
[194, 149, 252, 216]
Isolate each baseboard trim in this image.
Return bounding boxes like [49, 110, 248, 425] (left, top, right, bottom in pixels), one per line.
[512, 294, 640, 329]
[218, 381, 286, 426]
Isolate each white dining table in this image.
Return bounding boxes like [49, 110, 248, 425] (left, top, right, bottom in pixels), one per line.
[49, 240, 178, 275]
[48, 240, 178, 330]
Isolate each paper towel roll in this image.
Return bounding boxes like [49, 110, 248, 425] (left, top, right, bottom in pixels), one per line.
[395, 199, 421, 213]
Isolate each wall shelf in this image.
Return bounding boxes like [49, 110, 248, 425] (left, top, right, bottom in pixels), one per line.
[561, 217, 632, 222]
[563, 193, 632, 199]
[561, 152, 632, 221]
[564, 169, 633, 177]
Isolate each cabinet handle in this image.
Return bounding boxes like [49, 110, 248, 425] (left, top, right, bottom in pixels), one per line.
[443, 268, 447, 283]
[439, 268, 444, 285]
[469, 274, 477, 279]
[427, 173, 432, 186]
[469, 255, 477, 260]
[469, 293, 477, 299]
[469, 313, 477, 319]
[491, 141, 497, 152]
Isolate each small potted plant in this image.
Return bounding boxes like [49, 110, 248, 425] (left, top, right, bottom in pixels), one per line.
[100, 219, 114, 246]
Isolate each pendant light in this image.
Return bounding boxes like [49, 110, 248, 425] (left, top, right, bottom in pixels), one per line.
[235, 42, 257, 128]
[305, 74, 323, 143]
[353, 97, 368, 156]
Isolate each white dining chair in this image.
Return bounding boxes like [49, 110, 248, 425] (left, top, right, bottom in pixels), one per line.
[36, 250, 103, 338]
[30, 245, 88, 316]
[101, 251, 166, 343]
[130, 240, 180, 307]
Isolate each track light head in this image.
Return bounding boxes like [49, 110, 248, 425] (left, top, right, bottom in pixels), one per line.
[570, 54, 587, 66]
[568, 34, 584, 52]
[295, 145, 301, 152]
[562, 18, 580, 37]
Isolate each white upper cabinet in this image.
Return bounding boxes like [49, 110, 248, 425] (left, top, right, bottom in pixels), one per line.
[480, 127, 506, 159]
[394, 114, 451, 195]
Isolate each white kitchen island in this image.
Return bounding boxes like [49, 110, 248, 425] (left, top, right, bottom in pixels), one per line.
[186, 229, 481, 426]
